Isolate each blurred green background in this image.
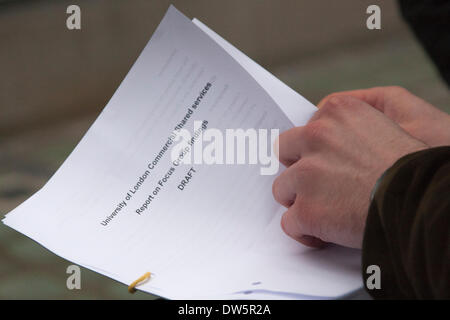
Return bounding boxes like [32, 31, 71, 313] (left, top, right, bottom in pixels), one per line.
[0, 0, 448, 299]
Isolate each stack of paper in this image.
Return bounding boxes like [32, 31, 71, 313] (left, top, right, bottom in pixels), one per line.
[3, 6, 362, 299]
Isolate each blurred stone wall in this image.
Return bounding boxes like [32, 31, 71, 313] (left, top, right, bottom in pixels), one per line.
[1, 0, 405, 137]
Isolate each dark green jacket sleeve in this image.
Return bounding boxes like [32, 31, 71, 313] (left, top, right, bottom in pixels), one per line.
[398, 0, 450, 86]
[362, 146, 450, 299]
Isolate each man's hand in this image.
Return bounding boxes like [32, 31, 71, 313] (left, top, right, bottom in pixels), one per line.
[273, 95, 428, 249]
[318, 86, 450, 147]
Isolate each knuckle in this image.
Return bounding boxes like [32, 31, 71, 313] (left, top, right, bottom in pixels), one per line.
[279, 126, 302, 145]
[386, 85, 409, 95]
[319, 95, 359, 117]
[294, 199, 317, 234]
[298, 158, 318, 173]
[272, 176, 282, 201]
[323, 94, 373, 116]
[288, 126, 304, 139]
[317, 93, 336, 106]
[302, 121, 328, 143]
[292, 159, 319, 183]
[325, 95, 354, 109]
[281, 212, 297, 237]
[295, 205, 309, 227]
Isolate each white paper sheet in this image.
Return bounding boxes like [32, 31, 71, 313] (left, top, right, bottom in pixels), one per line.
[192, 18, 316, 126]
[3, 6, 361, 299]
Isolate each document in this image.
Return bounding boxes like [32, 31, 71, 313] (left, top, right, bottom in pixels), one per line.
[3, 6, 362, 299]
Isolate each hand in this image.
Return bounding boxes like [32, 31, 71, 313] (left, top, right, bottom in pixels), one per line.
[318, 86, 450, 147]
[273, 95, 428, 249]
